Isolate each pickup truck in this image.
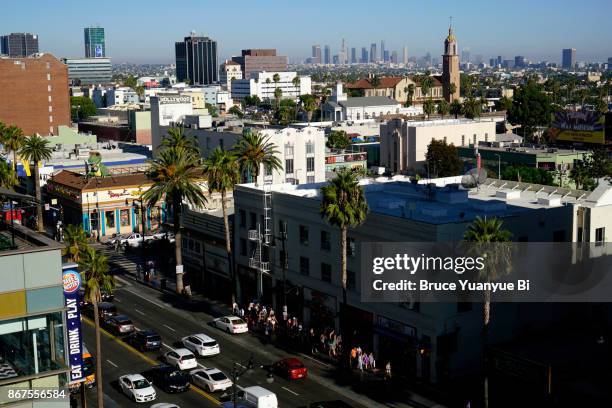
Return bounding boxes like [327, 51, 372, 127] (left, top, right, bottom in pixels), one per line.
[119, 233, 155, 248]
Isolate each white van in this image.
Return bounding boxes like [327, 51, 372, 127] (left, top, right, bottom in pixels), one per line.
[240, 386, 278, 408]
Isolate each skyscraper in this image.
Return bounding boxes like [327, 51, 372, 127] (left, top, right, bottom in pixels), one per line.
[562, 48, 576, 70]
[380, 40, 385, 62]
[462, 47, 470, 63]
[0, 33, 38, 57]
[361, 47, 368, 63]
[403, 46, 409, 65]
[311, 45, 321, 64]
[324, 45, 331, 64]
[391, 51, 398, 64]
[442, 24, 460, 102]
[175, 33, 218, 85]
[370, 43, 377, 63]
[84, 26, 106, 58]
[340, 38, 348, 64]
[351, 47, 357, 64]
[514, 55, 525, 68]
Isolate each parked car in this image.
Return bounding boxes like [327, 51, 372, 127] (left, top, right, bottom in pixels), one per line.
[189, 368, 232, 392]
[163, 348, 197, 371]
[128, 329, 162, 351]
[236, 386, 277, 408]
[212, 316, 248, 334]
[271, 358, 307, 380]
[118, 374, 156, 403]
[143, 364, 190, 393]
[120, 233, 155, 247]
[83, 301, 117, 319]
[78, 288, 113, 306]
[104, 315, 135, 336]
[181, 334, 220, 357]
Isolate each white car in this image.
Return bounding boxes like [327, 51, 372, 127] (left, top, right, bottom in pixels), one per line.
[119, 374, 156, 403]
[163, 348, 197, 371]
[150, 404, 180, 408]
[213, 316, 248, 334]
[189, 368, 232, 392]
[181, 333, 220, 357]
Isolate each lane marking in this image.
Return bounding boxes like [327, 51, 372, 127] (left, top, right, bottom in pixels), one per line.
[236, 363, 247, 369]
[134, 308, 146, 316]
[114, 298, 122, 303]
[81, 316, 220, 406]
[121, 287, 165, 309]
[106, 359, 118, 368]
[298, 352, 331, 368]
[163, 324, 176, 332]
[282, 386, 299, 396]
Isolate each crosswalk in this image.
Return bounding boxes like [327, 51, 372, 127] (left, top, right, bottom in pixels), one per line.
[94, 244, 142, 277]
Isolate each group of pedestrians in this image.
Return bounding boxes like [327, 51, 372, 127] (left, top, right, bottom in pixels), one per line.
[350, 346, 377, 371]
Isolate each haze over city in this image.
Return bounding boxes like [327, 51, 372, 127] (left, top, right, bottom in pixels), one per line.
[1, 0, 611, 63]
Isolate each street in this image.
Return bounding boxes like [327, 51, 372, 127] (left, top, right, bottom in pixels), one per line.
[78, 244, 372, 408]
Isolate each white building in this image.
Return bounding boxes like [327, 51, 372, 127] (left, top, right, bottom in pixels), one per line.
[380, 117, 497, 173]
[202, 85, 233, 112]
[105, 87, 139, 106]
[322, 83, 402, 121]
[231, 71, 312, 101]
[150, 94, 195, 154]
[219, 60, 242, 89]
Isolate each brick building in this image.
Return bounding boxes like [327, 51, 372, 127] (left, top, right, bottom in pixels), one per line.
[0, 53, 70, 135]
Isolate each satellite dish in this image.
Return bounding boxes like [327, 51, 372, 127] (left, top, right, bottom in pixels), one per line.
[461, 168, 488, 190]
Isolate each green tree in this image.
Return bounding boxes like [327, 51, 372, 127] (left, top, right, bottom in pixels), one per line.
[448, 82, 457, 101]
[0, 158, 17, 189]
[495, 96, 513, 112]
[205, 103, 218, 117]
[587, 150, 612, 181]
[143, 146, 207, 294]
[274, 88, 283, 108]
[420, 76, 435, 99]
[326, 130, 351, 150]
[203, 148, 240, 303]
[123, 75, 138, 89]
[437, 99, 450, 118]
[507, 80, 552, 140]
[234, 128, 282, 183]
[596, 99, 608, 114]
[319, 168, 369, 329]
[463, 216, 512, 408]
[160, 126, 199, 154]
[299, 94, 317, 122]
[292, 76, 301, 91]
[569, 159, 594, 190]
[62, 224, 88, 262]
[450, 100, 463, 119]
[463, 97, 482, 119]
[272, 73, 280, 85]
[423, 99, 436, 118]
[243, 95, 261, 107]
[19, 135, 52, 232]
[228, 106, 244, 118]
[425, 139, 463, 177]
[501, 166, 554, 185]
[71, 96, 97, 120]
[370, 75, 381, 88]
[404, 83, 415, 107]
[0, 124, 25, 170]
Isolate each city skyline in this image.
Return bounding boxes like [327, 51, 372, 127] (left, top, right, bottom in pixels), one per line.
[1, 0, 611, 64]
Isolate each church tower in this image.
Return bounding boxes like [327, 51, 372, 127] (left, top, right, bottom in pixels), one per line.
[442, 22, 460, 102]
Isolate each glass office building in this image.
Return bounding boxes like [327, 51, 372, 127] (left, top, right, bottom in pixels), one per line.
[62, 57, 112, 85]
[84, 26, 105, 58]
[175, 34, 218, 85]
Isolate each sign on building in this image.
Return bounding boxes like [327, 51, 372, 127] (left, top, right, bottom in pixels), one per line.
[63, 264, 85, 384]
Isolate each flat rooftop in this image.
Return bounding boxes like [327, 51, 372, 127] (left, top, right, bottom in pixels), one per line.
[239, 175, 601, 224]
[461, 145, 589, 156]
[0, 224, 62, 255]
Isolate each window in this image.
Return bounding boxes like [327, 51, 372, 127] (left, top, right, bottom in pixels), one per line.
[306, 141, 314, 154]
[485, 133, 489, 142]
[48, 106, 53, 113]
[299, 225, 309, 245]
[307, 157, 315, 172]
[461, 135, 465, 146]
[105, 210, 115, 228]
[240, 238, 247, 256]
[285, 159, 294, 174]
[321, 263, 332, 282]
[239, 210, 246, 228]
[347, 237, 356, 257]
[473, 134, 477, 145]
[249, 212, 257, 229]
[307, 176, 315, 183]
[285, 143, 294, 156]
[194, 241, 201, 254]
[595, 227, 605, 245]
[265, 166, 272, 176]
[49, 115, 53, 123]
[120, 209, 130, 226]
[48, 95, 52, 102]
[188, 239, 194, 251]
[347, 270, 356, 290]
[299, 257, 310, 276]
[47, 85, 52, 92]
[279, 220, 287, 236]
[47, 73, 51, 81]
[320, 230, 331, 250]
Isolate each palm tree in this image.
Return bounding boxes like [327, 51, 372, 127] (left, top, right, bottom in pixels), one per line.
[420, 76, 435, 101]
[62, 224, 88, 262]
[463, 216, 512, 408]
[143, 146, 207, 294]
[450, 100, 463, 119]
[437, 99, 450, 119]
[203, 148, 240, 303]
[292, 76, 301, 93]
[404, 83, 415, 106]
[272, 73, 280, 85]
[423, 99, 436, 119]
[1, 125, 25, 171]
[463, 97, 482, 119]
[274, 88, 283, 108]
[301, 95, 317, 122]
[448, 82, 457, 101]
[79, 246, 114, 408]
[233, 128, 282, 184]
[160, 126, 198, 153]
[319, 168, 369, 330]
[20, 135, 52, 232]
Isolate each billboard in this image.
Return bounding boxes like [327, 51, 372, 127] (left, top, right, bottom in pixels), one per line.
[549, 109, 605, 144]
[94, 44, 103, 58]
[63, 264, 85, 385]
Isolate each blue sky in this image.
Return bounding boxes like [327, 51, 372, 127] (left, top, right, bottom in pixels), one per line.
[1, 0, 610, 63]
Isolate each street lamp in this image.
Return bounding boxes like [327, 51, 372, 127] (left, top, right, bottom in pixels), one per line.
[494, 153, 501, 180]
[131, 198, 148, 273]
[230, 355, 273, 408]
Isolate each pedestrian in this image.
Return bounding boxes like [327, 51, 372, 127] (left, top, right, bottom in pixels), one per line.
[114, 239, 120, 253]
[363, 352, 369, 370]
[350, 347, 357, 368]
[233, 302, 239, 315]
[357, 352, 363, 371]
[369, 352, 376, 370]
[385, 361, 392, 380]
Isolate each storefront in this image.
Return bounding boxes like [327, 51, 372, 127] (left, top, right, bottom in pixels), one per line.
[46, 170, 165, 239]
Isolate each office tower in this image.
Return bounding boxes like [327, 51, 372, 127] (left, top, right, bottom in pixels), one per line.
[63, 57, 112, 85]
[562, 48, 576, 69]
[231, 49, 287, 79]
[84, 26, 106, 58]
[462, 47, 470, 63]
[332, 55, 339, 65]
[0, 54, 70, 135]
[403, 46, 409, 65]
[442, 24, 460, 102]
[0, 33, 38, 57]
[324, 45, 331, 64]
[380, 40, 385, 62]
[391, 51, 398, 64]
[514, 55, 525, 68]
[489, 58, 496, 67]
[370, 43, 377, 63]
[311, 45, 321, 64]
[497, 55, 502, 66]
[351, 47, 357, 64]
[175, 33, 218, 85]
[339, 38, 348, 64]
[361, 47, 368, 63]
[383, 50, 390, 62]
[608, 57, 612, 68]
[475, 54, 483, 65]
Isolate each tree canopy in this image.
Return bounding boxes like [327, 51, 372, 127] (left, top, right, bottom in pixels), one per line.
[425, 140, 463, 177]
[507, 80, 552, 139]
[71, 96, 97, 120]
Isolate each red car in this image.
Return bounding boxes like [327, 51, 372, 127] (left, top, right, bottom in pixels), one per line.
[272, 358, 308, 380]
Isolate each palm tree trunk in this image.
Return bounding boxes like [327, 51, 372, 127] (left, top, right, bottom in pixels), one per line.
[173, 190, 184, 294]
[12, 150, 17, 171]
[93, 299, 104, 408]
[483, 289, 491, 408]
[340, 226, 348, 332]
[221, 190, 236, 304]
[34, 164, 43, 232]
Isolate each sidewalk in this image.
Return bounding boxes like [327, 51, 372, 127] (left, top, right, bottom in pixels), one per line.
[107, 249, 448, 408]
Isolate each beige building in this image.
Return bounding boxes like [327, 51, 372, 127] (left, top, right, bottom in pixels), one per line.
[380, 118, 496, 173]
[219, 60, 242, 89]
[346, 75, 443, 104]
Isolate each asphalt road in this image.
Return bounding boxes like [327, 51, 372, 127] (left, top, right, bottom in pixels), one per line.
[80, 274, 370, 408]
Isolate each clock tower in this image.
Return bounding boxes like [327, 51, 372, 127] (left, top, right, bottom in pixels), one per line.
[442, 22, 460, 102]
